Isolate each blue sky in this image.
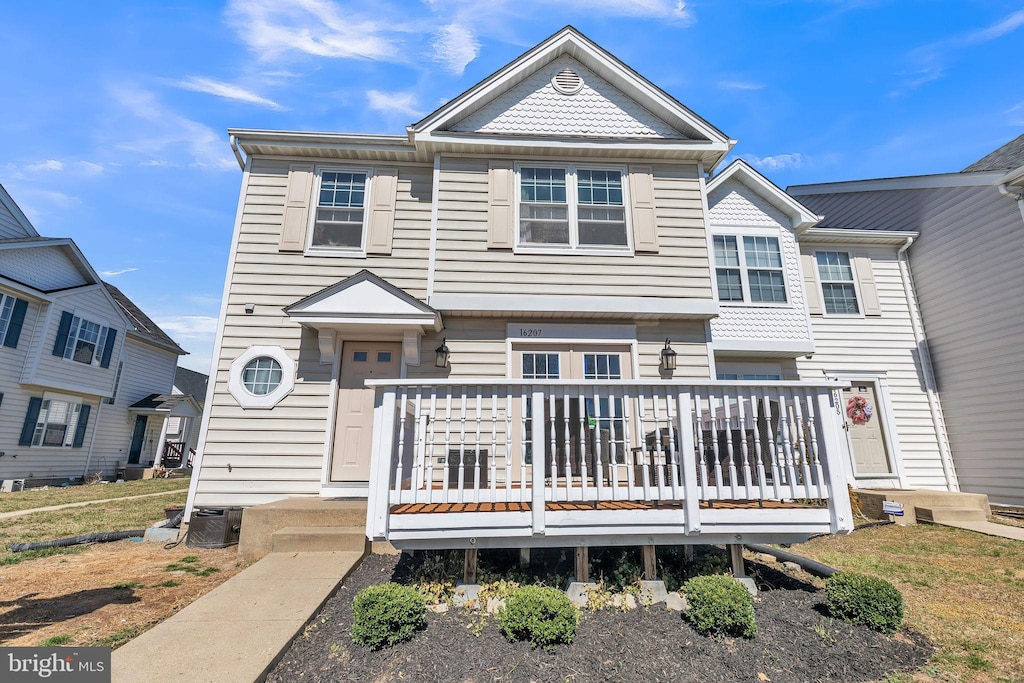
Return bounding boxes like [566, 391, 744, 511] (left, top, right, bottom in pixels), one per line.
[1, 1, 1022, 374]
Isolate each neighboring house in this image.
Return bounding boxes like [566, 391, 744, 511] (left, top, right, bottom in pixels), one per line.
[187, 27, 969, 549]
[0, 184, 189, 485]
[169, 366, 208, 457]
[789, 134, 1024, 506]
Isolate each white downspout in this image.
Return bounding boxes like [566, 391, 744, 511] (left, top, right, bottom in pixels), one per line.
[997, 182, 1024, 223]
[897, 237, 957, 491]
[229, 134, 245, 171]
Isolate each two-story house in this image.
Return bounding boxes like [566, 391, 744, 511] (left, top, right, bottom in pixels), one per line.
[186, 27, 963, 552]
[0, 184, 193, 485]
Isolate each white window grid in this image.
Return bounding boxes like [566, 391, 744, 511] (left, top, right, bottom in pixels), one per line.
[307, 167, 373, 253]
[713, 234, 787, 304]
[64, 316, 109, 366]
[32, 399, 82, 448]
[241, 357, 283, 396]
[515, 163, 632, 252]
[815, 251, 860, 315]
[0, 295, 14, 341]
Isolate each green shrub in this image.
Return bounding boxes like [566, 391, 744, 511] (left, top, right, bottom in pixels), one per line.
[683, 575, 757, 638]
[825, 571, 904, 634]
[497, 585, 579, 649]
[351, 583, 426, 650]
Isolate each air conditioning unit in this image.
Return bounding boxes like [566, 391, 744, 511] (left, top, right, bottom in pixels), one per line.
[1, 479, 25, 493]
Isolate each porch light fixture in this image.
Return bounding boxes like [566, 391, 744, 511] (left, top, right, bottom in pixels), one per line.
[660, 338, 677, 372]
[434, 338, 450, 368]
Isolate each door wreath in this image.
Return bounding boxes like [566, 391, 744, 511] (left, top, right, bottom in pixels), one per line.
[846, 395, 873, 425]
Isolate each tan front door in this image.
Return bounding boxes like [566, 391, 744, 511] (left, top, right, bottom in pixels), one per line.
[331, 343, 402, 482]
[843, 383, 892, 475]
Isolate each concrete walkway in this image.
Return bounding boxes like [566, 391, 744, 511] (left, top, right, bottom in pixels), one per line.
[112, 550, 364, 683]
[0, 489, 186, 520]
[936, 519, 1024, 541]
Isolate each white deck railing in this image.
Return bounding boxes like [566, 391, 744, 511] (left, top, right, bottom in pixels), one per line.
[365, 380, 851, 543]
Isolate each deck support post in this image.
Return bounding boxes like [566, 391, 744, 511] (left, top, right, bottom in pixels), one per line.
[575, 546, 589, 583]
[519, 548, 531, 568]
[728, 543, 746, 578]
[464, 547, 478, 584]
[684, 545, 694, 562]
[642, 545, 657, 580]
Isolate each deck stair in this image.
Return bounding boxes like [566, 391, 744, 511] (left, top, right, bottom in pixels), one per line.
[238, 498, 370, 561]
[915, 507, 987, 524]
[853, 489, 990, 525]
[271, 526, 367, 553]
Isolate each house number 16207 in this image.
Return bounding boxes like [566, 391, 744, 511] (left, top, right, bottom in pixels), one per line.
[519, 328, 543, 337]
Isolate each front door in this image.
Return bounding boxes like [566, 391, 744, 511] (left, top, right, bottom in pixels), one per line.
[128, 415, 147, 465]
[330, 343, 402, 482]
[843, 383, 892, 476]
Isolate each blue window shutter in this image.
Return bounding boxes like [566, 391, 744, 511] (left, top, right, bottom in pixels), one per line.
[72, 404, 91, 448]
[3, 298, 28, 348]
[100, 329, 117, 368]
[53, 311, 73, 356]
[19, 397, 43, 446]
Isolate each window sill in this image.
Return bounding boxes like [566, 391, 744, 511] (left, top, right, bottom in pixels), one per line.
[303, 248, 367, 259]
[512, 246, 634, 258]
[718, 302, 793, 309]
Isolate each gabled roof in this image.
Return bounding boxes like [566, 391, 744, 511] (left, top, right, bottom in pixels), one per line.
[0, 185, 40, 237]
[962, 133, 1024, 173]
[104, 282, 186, 355]
[174, 367, 209, 401]
[0, 237, 96, 293]
[707, 159, 821, 232]
[129, 393, 201, 416]
[285, 270, 441, 329]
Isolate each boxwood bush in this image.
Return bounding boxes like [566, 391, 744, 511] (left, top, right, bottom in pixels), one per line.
[351, 583, 426, 650]
[683, 575, 757, 638]
[497, 585, 579, 649]
[825, 571, 904, 634]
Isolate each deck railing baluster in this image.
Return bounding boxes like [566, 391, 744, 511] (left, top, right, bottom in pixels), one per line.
[562, 389, 572, 502]
[805, 388, 825, 497]
[693, 388, 708, 500]
[473, 390, 483, 503]
[622, 388, 636, 500]
[748, 388, 767, 501]
[393, 386, 409, 500]
[722, 392, 737, 499]
[637, 387, 651, 502]
[457, 389, 468, 504]
[709, 389, 723, 499]
[608, 386, 621, 498]
[504, 389, 513, 497]
[548, 393, 558, 502]
[651, 387, 665, 499]
[792, 389, 814, 499]
[736, 386, 753, 500]
[442, 387, 452, 503]
[577, 387, 589, 501]
[764, 389, 782, 500]
[425, 388, 438, 504]
[592, 384, 605, 501]
[490, 387, 498, 498]
[520, 387, 529, 503]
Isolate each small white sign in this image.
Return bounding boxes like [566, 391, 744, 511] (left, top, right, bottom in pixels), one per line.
[882, 501, 905, 516]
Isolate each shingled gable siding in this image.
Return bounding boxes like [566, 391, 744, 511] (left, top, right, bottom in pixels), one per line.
[191, 156, 433, 508]
[431, 158, 713, 300]
[795, 243, 947, 489]
[0, 199, 31, 239]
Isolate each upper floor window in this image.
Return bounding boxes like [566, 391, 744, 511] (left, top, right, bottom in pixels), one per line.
[310, 169, 370, 251]
[713, 235, 787, 303]
[0, 295, 15, 340]
[63, 316, 110, 366]
[815, 251, 859, 314]
[517, 164, 629, 250]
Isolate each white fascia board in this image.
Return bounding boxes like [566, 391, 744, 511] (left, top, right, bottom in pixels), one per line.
[0, 185, 39, 237]
[416, 132, 729, 154]
[800, 228, 920, 244]
[428, 294, 720, 319]
[0, 275, 51, 301]
[788, 170, 1007, 195]
[230, 129, 416, 155]
[712, 339, 815, 355]
[708, 160, 821, 229]
[288, 314, 439, 327]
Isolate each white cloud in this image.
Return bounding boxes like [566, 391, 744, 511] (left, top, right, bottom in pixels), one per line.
[964, 9, 1024, 45]
[99, 267, 138, 277]
[432, 23, 480, 75]
[25, 159, 64, 172]
[717, 80, 764, 91]
[78, 161, 104, 175]
[225, 0, 405, 61]
[110, 85, 236, 171]
[175, 76, 285, 110]
[554, 0, 695, 24]
[367, 90, 422, 118]
[742, 153, 805, 171]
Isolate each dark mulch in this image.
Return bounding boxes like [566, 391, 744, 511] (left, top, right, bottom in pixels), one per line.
[268, 553, 933, 683]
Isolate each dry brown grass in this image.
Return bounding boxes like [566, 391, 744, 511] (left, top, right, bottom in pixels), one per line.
[796, 523, 1024, 682]
[0, 479, 189, 514]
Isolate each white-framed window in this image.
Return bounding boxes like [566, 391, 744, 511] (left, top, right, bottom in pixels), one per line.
[32, 399, 82, 448]
[516, 163, 630, 251]
[228, 346, 296, 409]
[307, 167, 372, 253]
[0, 294, 15, 341]
[63, 316, 110, 366]
[815, 251, 859, 315]
[713, 234, 787, 303]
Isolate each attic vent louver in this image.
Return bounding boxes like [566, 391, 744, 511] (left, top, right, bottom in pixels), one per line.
[551, 68, 583, 95]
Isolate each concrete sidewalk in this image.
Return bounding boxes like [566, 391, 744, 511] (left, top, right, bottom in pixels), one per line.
[0, 489, 186, 520]
[936, 519, 1024, 541]
[112, 550, 364, 683]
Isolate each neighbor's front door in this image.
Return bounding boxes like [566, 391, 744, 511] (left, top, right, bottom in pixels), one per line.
[128, 415, 147, 465]
[330, 343, 402, 482]
[843, 383, 892, 476]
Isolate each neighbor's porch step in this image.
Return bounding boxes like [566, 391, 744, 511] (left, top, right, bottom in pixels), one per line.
[916, 507, 987, 524]
[270, 526, 367, 553]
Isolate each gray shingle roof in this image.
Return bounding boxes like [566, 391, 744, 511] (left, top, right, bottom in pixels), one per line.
[103, 282, 185, 354]
[174, 367, 208, 402]
[962, 133, 1024, 172]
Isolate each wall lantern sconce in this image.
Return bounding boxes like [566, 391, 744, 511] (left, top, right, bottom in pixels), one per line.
[435, 338, 451, 368]
[659, 338, 677, 372]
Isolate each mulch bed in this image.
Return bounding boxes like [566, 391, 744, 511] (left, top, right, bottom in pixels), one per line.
[268, 553, 933, 683]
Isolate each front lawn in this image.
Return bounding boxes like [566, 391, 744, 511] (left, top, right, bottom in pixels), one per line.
[0, 478, 189, 514]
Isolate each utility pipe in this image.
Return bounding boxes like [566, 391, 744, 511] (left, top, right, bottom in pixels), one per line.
[896, 237, 957, 491]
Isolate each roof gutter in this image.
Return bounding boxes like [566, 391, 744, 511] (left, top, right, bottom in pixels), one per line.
[896, 236, 957, 492]
[229, 134, 245, 172]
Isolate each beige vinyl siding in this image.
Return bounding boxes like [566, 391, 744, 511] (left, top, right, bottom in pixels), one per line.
[29, 287, 124, 398]
[900, 186, 1024, 504]
[431, 158, 713, 299]
[192, 156, 433, 508]
[795, 243, 947, 489]
[638, 322, 710, 380]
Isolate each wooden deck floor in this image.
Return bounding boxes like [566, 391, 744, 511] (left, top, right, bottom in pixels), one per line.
[390, 499, 821, 514]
